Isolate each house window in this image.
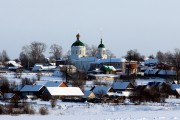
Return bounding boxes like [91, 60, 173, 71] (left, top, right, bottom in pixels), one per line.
[103, 50, 105, 55]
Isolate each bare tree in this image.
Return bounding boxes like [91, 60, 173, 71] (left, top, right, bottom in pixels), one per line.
[0, 50, 10, 65]
[156, 51, 165, 63]
[49, 44, 63, 60]
[125, 49, 144, 62]
[173, 49, 180, 84]
[148, 54, 155, 59]
[20, 41, 47, 68]
[106, 49, 116, 58]
[124, 49, 144, 76]
[70, 71, 86, 90]
[85, 44, 98, 56]
[0, 76, 10, 93]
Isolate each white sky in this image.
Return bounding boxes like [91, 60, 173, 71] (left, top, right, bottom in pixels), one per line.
[0, 0, 180, 59]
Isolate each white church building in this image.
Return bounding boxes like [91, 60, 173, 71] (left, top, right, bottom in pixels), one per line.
[70, 33, 126, 72]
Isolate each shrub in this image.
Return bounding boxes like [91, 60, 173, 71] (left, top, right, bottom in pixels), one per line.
[50, 99, 57, 109]
[0, 106, 4, 114]
[39, 107, 48, 115]
[23, 105, 36, 114]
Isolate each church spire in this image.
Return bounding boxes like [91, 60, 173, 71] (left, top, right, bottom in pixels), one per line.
[100, 38, 102, 44]
[76, 33, 80, 41]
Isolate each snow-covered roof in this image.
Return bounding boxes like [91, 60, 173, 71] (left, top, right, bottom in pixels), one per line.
[135, 78, 165, 86]
[32, 65, 43, 71]
[92, 86, 112, 94]
[32, 64, 56, 71]
[35, 81, 47, 86]
[46, 87, 84, 96]
[91, 58, 126, 64]
[7, 61, 22, 67]
[144, 68, 159, 75]
[77, 57, 97, 62]
[147, 82, 164, 87]
[3, 93, 15, 99]
[158, 70, 176, 75]
[52, 71, 62, 77]
[101, 65, 116, 72]
[83, 90, 95, 97]
[171, 84, 180, 90]
[89, 74, 120, 78]
[20, 85, 44, 92]
[8, 66, 21, 70]
[112, 82, 131, 90]
[45, 81, 65, 87]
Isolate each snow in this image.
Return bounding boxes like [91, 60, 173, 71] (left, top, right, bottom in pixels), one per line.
[136, 78, 165, 86]
[92, 58, 126, 64]
[2, 100, 180, 120]
[2, 72, 180, 119]
[46, 87, 84, 96]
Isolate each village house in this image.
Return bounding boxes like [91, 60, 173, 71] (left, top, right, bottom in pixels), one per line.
[42, 87, 84, 99]
[20, 85, 46, 98]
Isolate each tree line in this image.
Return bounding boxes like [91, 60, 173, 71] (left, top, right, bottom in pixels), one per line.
[0, 41, 180, 71]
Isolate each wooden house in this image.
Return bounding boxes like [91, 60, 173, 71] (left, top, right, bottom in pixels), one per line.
[42, 87, 84, 99]
[112, 81, 135, 92]
[20, 85, 46, 98]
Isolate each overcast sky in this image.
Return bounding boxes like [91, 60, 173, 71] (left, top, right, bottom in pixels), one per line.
[0, 0, 180, 59]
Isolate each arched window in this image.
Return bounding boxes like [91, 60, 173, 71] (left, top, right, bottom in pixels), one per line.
[76, 50, 77, 54]
[80, 50, 81, 54]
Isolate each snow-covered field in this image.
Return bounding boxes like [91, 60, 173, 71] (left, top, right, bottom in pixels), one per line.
[1, 100, 180, 120]
[1, 72, 180, 120]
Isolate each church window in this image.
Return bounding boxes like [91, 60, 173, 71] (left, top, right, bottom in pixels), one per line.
[80, 50, 81, 54]
[76, 50, 77, 54]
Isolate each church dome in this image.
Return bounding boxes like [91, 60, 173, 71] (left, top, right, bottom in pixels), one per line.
[71, 33, 85, 47]
[98, 39, 105, 48]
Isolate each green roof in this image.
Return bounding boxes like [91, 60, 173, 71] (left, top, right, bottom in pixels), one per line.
[98, 39, 105, 48]
[100, 65, 116, 72]
[72, 40, 85, 46]
[71, 33, 85, 47]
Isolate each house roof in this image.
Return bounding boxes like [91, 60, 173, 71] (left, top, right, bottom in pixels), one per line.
[20, 85, 44, 92]
[147, 82, 164, 87]
[45, 81, 66, 87]
[3, 93, 15, 99]
[91, 86, 112, 94]
[7, 61, 22, 67]
[101, 65, 116, 72]
[171, 84, 180, 90]
[112, 82, 131, 90]
[144, 68, 159, 75]
[46, 87, 84, 96]
[158, 70, 176, 75]
[91, 58, 126, 64]
[83, 90, 94, 97]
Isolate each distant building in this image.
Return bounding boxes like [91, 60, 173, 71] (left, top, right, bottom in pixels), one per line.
[70, 33, 127, 73]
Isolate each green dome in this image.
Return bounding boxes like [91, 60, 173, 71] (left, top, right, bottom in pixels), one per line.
[98, 39, 105, 48]
[71, 33, 85, 47]
[72, 40, 85, 46]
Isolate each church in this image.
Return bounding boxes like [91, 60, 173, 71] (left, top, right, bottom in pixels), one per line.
[70, 33, 126, 73]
